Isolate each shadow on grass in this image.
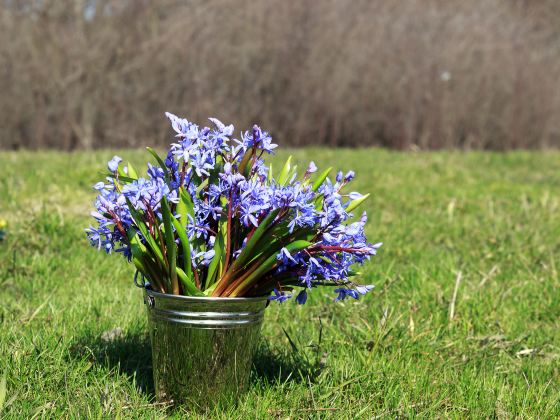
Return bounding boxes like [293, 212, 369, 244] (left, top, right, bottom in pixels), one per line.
[71, 331, 154, 395]
[71, 333, 312, 398]
[251, 340, 322, 385]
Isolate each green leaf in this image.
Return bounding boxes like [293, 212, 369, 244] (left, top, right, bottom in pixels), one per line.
[125, 198, 166, 268]
[245, 225, 314, 268]
[161, 197, 179, 294]
[230, 240, 312, 296]
[132, 256, 161, 290]
[346, 193, 370, 213]
[238, 149, 253, 177]
[129, 230, 155, 266]
[195, 177, 209, 197]
[128, 225, 165, 291]
[106, 173, 137, 184]
[171, 216, 192, 281]
[312, 167, 332, 191]
[128, 230, 146, 260]
[117, 165, 127, 178]
[206, 204, 228, 288]
[205, 237, 223, 289]
[268, 163, 273, 185]
[203, 283, 218, 296]
[278, 156, 292, 185]
[231, 208, 281, 272]
[314, 193, 325, 210]
[176, 267, 203, 296]
[176, 187, 195, 228]
[127, 162, 138, 179]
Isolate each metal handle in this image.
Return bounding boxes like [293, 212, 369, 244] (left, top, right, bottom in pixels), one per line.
[144, 294, 155, 308]
[134, 270, 147, 288]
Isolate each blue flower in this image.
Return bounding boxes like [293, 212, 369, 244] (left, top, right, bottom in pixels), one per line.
[344, 171, 355, 182]
[295, 289, 308, 305]
[108, 156, 122, 172]
[336, 171, 343, 183]
[88, 113, 380, 302]
[305, 161, 317, 175]
[85, 226, 103, 250]
[165, 150, 179, 173]
[239, 201, 262, 227]
[209, 117, 234, 137]
[334, 287, 359, 302]
[268, 288, 292, 303]
[147, 163, 165, 180]
[193, 249, 215, 267]
[165, 112, 192, 137]
[122, 178, 153, 205]
[238, 125, 277, 153]
[277, 247, 298, 265]
[355, 285, 374, 295]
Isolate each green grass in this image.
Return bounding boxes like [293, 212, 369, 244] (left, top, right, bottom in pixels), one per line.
[1, 149, 559, 418]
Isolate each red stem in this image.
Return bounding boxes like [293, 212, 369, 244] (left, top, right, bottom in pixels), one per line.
[179, 162, 187, 187]
[308, 245, 371, 254]
[192, 263, 201, 289]
[222, 190, 233, 278]
[108, 210, 128, 242]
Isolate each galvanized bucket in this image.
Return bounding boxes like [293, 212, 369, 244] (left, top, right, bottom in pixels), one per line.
[143, 287, 268, 409]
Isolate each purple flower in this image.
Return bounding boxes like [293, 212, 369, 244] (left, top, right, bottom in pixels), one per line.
[165, 150, 179, 172]
[108, 156, 122, 172]
[193, 249, 215, 267]
[220, 162, 246, 187]
[238, 125, 277, 153]
[277, 247, 298, 265]
[238, 191, 267, 227]
[268, 288, 292, 303]
[336, 171, 343, 183]
[85, 226, 103, 250]
[305, 161, 317, 175]
[147, 163, 164, 180]
[334, 287, 359, 302]
[209, 117, 234, 137]
[87, 112, 381, 303]
[295, 289, 308, 305]
[356, 285, 374, 295]
[122, 178, 153, 204]
[165, 112, 192, 137]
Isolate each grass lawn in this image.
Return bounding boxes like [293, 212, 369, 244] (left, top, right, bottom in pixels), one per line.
[1, 149, 559, 418]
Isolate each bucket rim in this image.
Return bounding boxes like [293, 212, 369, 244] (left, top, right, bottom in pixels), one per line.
[145, 285, 269, 303]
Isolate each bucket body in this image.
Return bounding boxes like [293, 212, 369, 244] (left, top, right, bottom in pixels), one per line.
[144, 287, 268, 409]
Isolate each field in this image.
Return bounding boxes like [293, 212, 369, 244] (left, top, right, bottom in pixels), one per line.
[0, 149, 559, 418]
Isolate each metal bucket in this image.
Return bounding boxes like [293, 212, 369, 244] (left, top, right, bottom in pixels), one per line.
[143, 287, 268, 409]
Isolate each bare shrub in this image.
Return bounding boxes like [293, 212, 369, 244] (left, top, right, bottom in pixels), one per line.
[1, 0, 559, 150]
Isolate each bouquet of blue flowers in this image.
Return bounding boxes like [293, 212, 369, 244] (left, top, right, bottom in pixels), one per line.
[86, 113, 381, 303]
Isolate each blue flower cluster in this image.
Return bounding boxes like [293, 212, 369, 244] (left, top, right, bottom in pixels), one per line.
[86, 113, 381, 302]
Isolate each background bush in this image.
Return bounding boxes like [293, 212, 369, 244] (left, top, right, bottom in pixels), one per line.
[2, 0, 560, 150]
